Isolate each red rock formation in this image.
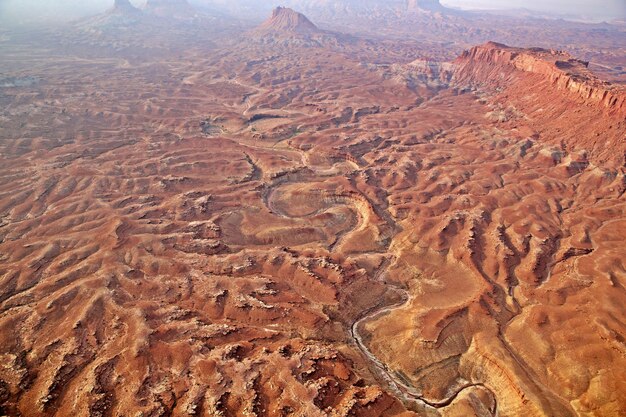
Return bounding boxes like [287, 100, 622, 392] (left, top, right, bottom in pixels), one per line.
[1, 18, 625, 417]
[455, 42, 626, 116]
[256, 7, 320, 35]
[452, 42, 626, 167]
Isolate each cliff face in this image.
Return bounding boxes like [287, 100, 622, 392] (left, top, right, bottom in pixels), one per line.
[451, 42, 626, 167]
[454, 42, 626, 117]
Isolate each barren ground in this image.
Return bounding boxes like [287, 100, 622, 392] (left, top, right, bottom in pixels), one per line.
[0, 15, 625, 417]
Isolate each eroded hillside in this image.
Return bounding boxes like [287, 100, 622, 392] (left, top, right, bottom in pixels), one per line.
[0, 7, 625, 417]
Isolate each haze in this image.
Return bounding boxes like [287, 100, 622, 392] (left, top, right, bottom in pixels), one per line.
[0, 0, 624, 25]
[445, 0, 626, 20]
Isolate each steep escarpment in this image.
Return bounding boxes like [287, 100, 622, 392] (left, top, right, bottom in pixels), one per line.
[455, 42, 625, 115]
[452, 42, 626, 166]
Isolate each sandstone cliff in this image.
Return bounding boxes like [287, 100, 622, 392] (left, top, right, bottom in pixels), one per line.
[452, 42, 626, 167]
[455, 42, 626, 116]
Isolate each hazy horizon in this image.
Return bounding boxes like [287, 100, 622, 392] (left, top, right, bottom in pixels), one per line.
[0, 0, 624, 26]
[443, 0, 626, 21]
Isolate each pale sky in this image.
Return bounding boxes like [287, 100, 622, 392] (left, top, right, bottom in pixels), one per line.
[442, 0, 626, 20]
[0, 0, 624, 24]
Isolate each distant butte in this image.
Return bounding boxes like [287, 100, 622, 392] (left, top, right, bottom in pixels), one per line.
[109, 0, 141, 14]
[256, 7, 321, 35]
[407, 0, 447, 12]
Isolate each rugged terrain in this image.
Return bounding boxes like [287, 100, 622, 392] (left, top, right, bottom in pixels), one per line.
[205, 0, 626, 83]
[0, 4, 625, 417]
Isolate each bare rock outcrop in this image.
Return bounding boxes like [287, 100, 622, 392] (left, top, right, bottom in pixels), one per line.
[451, 42, 626, 167]
[454, 42, 626, 116]
[256, 7, 321, 35]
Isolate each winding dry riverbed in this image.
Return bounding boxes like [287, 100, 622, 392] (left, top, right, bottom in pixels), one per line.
[350, 286, 498, 414]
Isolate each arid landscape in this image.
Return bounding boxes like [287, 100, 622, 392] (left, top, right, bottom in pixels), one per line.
[0, 0, 625, 416]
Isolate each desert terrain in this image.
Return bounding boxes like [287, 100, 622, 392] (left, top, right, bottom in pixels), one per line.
[0, 1, 625, 416]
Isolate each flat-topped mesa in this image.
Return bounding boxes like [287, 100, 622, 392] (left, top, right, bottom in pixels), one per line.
[454, 42, 626, 116]
[451, 42, 626, 167]
[110, 0, 141, 14]
[256, 7, 320, 35]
